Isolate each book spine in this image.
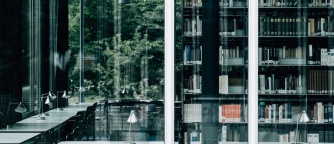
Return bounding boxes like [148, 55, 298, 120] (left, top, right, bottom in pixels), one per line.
[282, 18, 286, 36]
[324, 104, 328, 123]
[222, 126, 227, 142]
[267, 17, 271, 36]
[277, 17, 282, 36]
[260, 16, 265, 36]
[328, 103, 333, 123]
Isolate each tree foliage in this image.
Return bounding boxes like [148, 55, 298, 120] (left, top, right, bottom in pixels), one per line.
[68, 0, 165, 100]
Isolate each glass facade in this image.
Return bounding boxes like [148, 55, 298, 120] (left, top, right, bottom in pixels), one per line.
[2, 0, 334, 143]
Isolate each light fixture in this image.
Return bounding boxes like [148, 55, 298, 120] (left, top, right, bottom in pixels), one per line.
[295, 110, 310, 144]
[4, 102, 27, 128]
[37, 92, 54, 120]
[76, 86, 85, 104]
[78, 87, 85, 92]
[124, 110, 138, 144]
[56, 91, 68, 111]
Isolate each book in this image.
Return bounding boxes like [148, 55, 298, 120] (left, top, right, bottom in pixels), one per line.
[222, 126, 227, 142]
[328, 102, 333, 123]
[324, 104, 328, 123]
[219, 104, 241, 123]
[317, 102, 324, 123]
[183, 104, 202, 123]
[259, 16, 265, 36]
[290, 131, 295, 142]
[321, 48, 328, 65]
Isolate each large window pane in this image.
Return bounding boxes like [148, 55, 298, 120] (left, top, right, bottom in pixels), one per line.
[67, 0, 165, 141]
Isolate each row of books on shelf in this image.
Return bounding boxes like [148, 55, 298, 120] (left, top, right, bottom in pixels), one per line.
[259, 15, 334, 37]
[184, 126, 247, 143]
[221, 126, 247, 142]
[219, 0, 246, 7]
[308, 45, 334, 65]
[258, 46, 303, 65]
[307, 69, 334, 94]
[259, 101, 334, 123]
[307, 0, 334, 7]
[259, 16, 308, 36]
[184, 72, 244, 94]
[219, 104, 247, 123]
[312, 102, 334, 123]
[184, 17, 202, 36]
[259, 0, 334, 7]
[183, 74, 202, 94]
[259, 102, 294, 123]
[258, 0, 306, 7]
[310, 131, 334, 142]
[184, 0, 202, 7]
[219, 18, 244, 36]
[184, 17, 244, 37]
[267, 131, 334, 142]
[184, 45, 244, 65]
[258, 45, 334, 65]
[184, 129, 334, 143]
[184, 0, 246, 7]
[183, 45, 202, 65]
[219, 45, 244, 65]
[308, 17, 334, 36]
[258, 73, 300, 94]
[183, 104, 247, 123]
[184, 70, 334, 94]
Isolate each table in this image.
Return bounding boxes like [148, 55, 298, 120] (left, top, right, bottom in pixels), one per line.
[0, 133, 39, 143]
[17, 103, 92, 124]
[0, 123, 58, 133]
[58, 141, 167, 144]
[0, 103, 93, 143]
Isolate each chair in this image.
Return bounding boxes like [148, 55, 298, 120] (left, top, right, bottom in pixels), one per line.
[60, 118, 75, 141]
[84, 102, 97, 140]
[60, 111, 85, 141]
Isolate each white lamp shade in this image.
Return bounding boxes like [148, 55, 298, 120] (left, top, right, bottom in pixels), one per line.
[79, 87, 85, 92]
[45, 96, 51, 105]
[62, 91, 70, 98]
[299, 110, 310, 123]
[127, 110, 138, 123]
[49, 91, 57, 100]
[14, 103, 27, 113]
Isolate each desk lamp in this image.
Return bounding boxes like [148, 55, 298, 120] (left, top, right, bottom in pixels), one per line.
[4, 102, 27, 128]
[124, 110, 138, 144]
[295, 110, 310, 144]
[37, 92, 55, 120]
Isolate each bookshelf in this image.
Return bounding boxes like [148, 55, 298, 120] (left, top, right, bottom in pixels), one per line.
[181, 0, 248, 143]
[257, 0, 334, 143]
[180, 0, 334, 143]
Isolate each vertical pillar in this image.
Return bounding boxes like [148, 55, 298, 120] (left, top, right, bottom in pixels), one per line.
[164, 0, 175, 143]
[80, 0, 84, 103]
[248, 1, 259, 144]
[201, 0, 220, 143]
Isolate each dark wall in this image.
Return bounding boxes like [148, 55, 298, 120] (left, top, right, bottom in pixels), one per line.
[56, 0, 69, 107]
[0, 0, 23, 127]
[0, 0, 68, 127]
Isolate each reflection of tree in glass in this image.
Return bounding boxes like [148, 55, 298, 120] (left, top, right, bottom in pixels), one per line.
[68, 0, 165, 100]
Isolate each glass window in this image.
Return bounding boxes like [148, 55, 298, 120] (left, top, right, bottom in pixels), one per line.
[67, 0, 166, 141]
